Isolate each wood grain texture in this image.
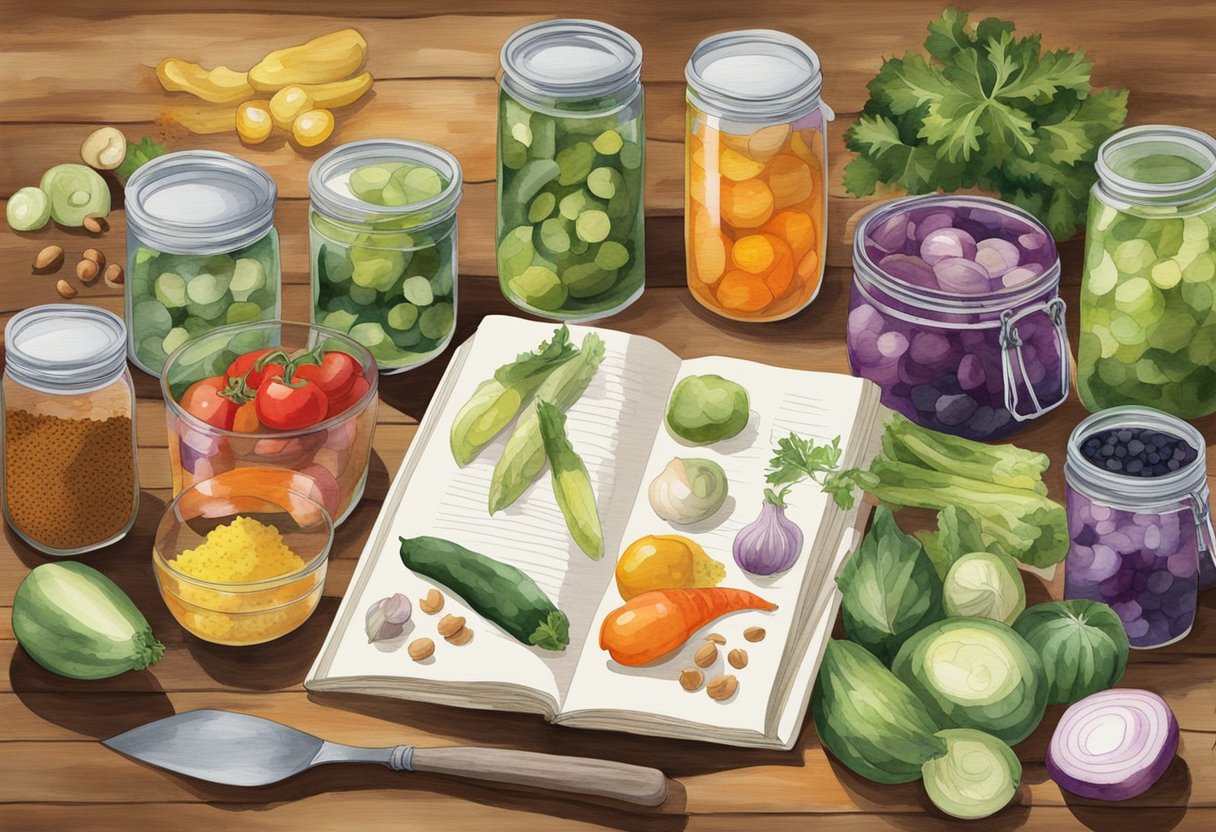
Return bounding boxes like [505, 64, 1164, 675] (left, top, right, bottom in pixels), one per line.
[3, 1, 1216, 829]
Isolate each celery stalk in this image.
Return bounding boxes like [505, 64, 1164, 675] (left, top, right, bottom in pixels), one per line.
[536, 400, 603, 560]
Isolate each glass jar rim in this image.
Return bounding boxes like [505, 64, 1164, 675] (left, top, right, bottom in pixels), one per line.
[125, 151, 277, 255]
[1065, 405, 1207, 507]
[501, 19, 642, 106]
[853, 194, 1062, 315]
[308, 139, 464, 228]
[1095, 124, 1216, 206]
[685, 29, 823, 122]
[4, 304, 129, 393]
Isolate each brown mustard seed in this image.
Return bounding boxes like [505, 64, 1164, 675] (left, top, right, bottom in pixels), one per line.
[743, 627, 767, 643]
[55, 279, 77, 299]
[103, 263, 125, 288]
[446, 626, 473, 646]
[706, 674, 738, 701]
[705, 633, 726, 645]
[679, 669, 704, 691]
[407, 638, 435, 661]
[33, 245, 64, 271]
[419, 589, 444, 614]
[82, 215, 108, 234]
[437, 614, 466, 638]
[76, 259, 100, 284]
[82, 248, 106, 269]
[728, 648, 749, 669]
[693, 642, 718, 668]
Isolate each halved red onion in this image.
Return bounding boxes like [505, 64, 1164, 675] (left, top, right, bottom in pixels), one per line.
[1046, 689, 1178, 801]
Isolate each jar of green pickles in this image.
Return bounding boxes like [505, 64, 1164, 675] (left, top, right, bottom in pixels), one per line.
[308, 139, 463, 373]
[125, 151, 280, 376]
[497, 19, 645, 320]
[1078, 125, 1216, 418]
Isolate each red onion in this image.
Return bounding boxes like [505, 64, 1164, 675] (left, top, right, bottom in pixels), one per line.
[1046, 688, 1178, 801]
[733, 488, 804, 575]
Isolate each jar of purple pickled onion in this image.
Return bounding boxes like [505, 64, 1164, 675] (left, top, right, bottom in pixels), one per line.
[848, 195, 1069, 439]
[1064, 406, 1216, 649]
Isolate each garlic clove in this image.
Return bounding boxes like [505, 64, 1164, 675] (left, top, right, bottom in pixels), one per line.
[365, 593, 412, 643]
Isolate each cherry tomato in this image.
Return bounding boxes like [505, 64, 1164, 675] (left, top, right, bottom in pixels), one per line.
[232, 400, 260, 433]
[295, 351, 361, 399]
[325, 376, 371, 419]
[255, 373, 329, 431]
[226, 348, 286, 389]
[179, 377, 240, 430]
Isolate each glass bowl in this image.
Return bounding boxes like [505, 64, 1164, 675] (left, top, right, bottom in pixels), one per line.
[153, 473, 334, 646]
[160, 320, 378, 525]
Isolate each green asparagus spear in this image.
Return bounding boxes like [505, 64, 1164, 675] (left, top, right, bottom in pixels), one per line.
[449, 325, 576, 465]
[536, 399, 603, 560]
[488, 333, 606, 513]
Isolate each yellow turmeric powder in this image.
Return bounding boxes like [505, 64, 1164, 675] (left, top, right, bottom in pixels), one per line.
[174, 516, 305, 582]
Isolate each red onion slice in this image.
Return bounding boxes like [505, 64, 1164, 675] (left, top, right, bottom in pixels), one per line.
[1046, 688, 1178, 801]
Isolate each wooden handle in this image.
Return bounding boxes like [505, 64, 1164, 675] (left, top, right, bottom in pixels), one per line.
[409, 746, 667, 806]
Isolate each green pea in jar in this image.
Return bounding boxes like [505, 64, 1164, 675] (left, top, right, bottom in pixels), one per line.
[496, 20, 645, 321]
[1078, 125, 1216, 417]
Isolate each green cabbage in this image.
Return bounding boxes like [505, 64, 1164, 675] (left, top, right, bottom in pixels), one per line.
[812, 639, 946, 784]
[942, 551, 1026, 625]
[892, 617, 1047, 744]
[1013, 600, 1129, 705]
[922, 728, 1021, 819]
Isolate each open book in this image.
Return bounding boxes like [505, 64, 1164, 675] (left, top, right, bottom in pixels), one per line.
[307, 316, 883, 749]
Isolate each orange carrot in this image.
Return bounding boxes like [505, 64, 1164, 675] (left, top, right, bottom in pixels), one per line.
[599, 587, 777, 666]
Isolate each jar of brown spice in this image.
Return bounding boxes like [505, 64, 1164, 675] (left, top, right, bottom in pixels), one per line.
[2, 305, 139, 555]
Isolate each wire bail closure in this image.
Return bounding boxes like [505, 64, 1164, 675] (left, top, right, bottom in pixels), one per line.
[999, 297, 1069, 422]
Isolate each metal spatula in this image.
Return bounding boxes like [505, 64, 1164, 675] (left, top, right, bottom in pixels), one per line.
[103, 709, 667, 806]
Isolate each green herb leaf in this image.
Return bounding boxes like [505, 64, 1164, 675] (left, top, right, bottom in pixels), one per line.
[115, 136, 167, 182]
[915, 504, 989, 579]
[765, 432, 843, 488]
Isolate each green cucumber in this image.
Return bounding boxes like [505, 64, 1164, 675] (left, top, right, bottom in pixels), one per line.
[13, 562, 164, 680]
[400, 536, 569, 650]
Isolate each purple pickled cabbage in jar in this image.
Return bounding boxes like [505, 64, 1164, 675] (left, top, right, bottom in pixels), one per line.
[848, 195, 1069, 440]
[1063, 406, 1216, 649]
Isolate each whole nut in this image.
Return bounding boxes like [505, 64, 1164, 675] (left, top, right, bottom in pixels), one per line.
[33, 245, 64, 271]
[705, 633, 726, 645]
[55, 279, 77, 299]
[693, 642, 718, 668]
[743, 627, 767, 643]
[103, 263, 125, 288]
[82, 248, 106, 270]
[76, 259, 100, 284]
[706, 674, 738, 701]
[728, 648, 749, 669]
[679, 669, 704, 691]
[80, 126, 128, 171]
[408, 637, 435, 661]
[419, 589, 444, 614]
[82, 215, 107, 234]
[437, 614, 466, 638]
[446, 626, 473, 646]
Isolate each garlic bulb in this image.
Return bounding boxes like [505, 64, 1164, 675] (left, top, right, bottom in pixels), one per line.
[365, 593, 412, 643]
[733, 488, 804, 575]
[648, 457, 729, 525]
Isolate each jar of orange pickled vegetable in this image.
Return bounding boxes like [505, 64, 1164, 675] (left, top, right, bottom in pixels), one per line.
[684, 31, 830, 321]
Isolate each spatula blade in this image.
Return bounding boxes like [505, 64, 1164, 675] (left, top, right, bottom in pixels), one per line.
[103, 709, 324, 787]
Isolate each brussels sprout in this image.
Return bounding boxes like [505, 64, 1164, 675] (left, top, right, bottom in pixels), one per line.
[665, 374, 750, 444]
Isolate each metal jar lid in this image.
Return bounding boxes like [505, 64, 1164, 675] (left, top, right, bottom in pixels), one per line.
[501, 19, 643, 105]
[4, 304, 129, 394]
[685, 29, 823, 123]
[125, 150, 278, 255]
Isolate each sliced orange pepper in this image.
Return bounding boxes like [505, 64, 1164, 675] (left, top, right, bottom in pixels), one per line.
[722, 179, 774, 229]
[764, 210, 817, 261]
[715, 270, 774, 312]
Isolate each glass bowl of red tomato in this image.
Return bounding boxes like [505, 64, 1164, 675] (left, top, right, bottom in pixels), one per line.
[160, 320, 378, 525]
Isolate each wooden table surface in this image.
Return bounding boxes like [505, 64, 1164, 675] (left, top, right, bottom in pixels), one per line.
[3, 1, 1216, 829]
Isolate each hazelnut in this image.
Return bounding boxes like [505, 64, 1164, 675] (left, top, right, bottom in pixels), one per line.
[706, 674, 738, 701]
[103, 263, 125, 288]
[76, 259, 100, 284]
[728, 648, 748, 669]
[407, 638, 435, 661]
[694, 642, 718, 668]
[419, 589, 444, 614]
[705, 633, 726, 645]
[82, 215, 108, 234]
[743, 627, 766, 643]
[55, 279, 77, 299]
[34, 245, 64, 271]
[82, 248, 106, 269]
[679, 669, 704, 691]
[446, 626, 473, 646]
[437, 614, 466, 638]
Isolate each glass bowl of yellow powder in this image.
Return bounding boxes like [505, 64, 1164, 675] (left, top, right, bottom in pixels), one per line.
[153, 472, 334, 645]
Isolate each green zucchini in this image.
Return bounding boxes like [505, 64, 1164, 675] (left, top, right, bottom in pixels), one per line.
[12, 562, 164, 680]
[399, 536, 569, 651]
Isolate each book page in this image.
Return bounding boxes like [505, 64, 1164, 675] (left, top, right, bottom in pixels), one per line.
[561, 357, 869, 736]
[308, 316, 681, 711]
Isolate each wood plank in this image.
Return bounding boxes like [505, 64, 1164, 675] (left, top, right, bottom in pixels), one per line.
[688, 809, 1216, 832]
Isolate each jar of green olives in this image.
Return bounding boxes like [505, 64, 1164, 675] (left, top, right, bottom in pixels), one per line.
[1078, 125, 1216, 418]
[308, 139, 463, 373]
[124, 151, 280, 377]
[497, 20, 645, 320]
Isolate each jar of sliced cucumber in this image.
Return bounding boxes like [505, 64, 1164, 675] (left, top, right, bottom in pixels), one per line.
[497, 20, 645, 320]
[308, 139, 463, 373]
[124, 152, 280, 376]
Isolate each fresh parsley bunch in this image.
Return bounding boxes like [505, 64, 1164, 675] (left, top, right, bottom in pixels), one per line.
[843, 8, 1129, 240]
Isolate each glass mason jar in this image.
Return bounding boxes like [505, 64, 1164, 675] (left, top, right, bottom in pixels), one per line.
[685, 30, 830, 321]
[309, 139, 463, 373]
[848, 195, 1070, 440]
[2, 305, 139, 555]
[496, 19, 645, 320]
[1064, 406, 1216, 649]
[1078, 125, 1216, 418]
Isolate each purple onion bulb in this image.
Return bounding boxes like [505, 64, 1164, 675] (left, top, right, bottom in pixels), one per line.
[733, 489, 805, 576]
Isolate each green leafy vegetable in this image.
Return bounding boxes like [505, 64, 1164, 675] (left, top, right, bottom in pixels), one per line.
[837, 507, 944, 664]
[825, 413, 1068, 569]
[1013, 600, 1129, 705]
[844, 7, 1129, 240]
[449, 325, 577, 465]
[922, 728, 1021, 819]
[664, 374, 749, 444]
[812, 639, 947, 784]
[942, 550, 1026, 625]
[766, 432, 843, 488]
[116, 136, 168, 182]
[916, 505, 988, 579]
[537, 400, 603, 560]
